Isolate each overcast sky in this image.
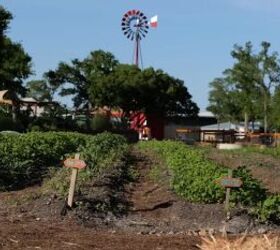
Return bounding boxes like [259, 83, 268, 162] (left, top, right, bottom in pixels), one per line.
[2, 0, 280, 110]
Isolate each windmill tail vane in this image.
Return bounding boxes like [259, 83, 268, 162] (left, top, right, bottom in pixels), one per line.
[121, 10, 158, 68]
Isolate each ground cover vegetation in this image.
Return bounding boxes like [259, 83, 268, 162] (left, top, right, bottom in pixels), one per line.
[138, 140, 280, 223]
[0, 132, 128, 193]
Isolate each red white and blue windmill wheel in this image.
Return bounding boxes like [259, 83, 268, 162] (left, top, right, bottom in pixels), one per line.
[121, 10, 149, 40]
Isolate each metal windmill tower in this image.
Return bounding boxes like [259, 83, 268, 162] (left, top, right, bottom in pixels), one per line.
[121, 10, 158, 68]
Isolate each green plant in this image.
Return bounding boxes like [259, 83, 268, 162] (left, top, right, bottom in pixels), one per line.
[91, 114, 112, 132]
[0, 132, 88, 189]
[44, 132, 129, 196]
[138, 140, 280, 224]
[231, 166, 267, 206]
[255, 195, 280, 223]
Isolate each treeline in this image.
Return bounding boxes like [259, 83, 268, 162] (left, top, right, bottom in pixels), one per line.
[208, 42, 280, 132]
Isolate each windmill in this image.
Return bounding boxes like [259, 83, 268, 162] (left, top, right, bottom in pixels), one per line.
[121, 10, 158, 68]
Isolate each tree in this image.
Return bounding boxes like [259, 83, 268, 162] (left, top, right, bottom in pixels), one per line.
[256, 42, 280, 132]
[208, 78, 243, 122]
[25, 80, 55, 102]
[208, 41, 280, 132]
[46, 50, 198, 119]
[88, 64, 199, 118]
[0, 6, 32, 95]
[45, 50, 119, 109]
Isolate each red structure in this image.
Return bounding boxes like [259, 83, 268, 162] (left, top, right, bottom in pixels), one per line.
[130, 112, 164, 140]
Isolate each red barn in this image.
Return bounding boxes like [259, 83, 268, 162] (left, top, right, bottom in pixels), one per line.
[130, 112, 164, 140]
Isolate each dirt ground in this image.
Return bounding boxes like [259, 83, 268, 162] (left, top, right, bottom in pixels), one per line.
[205, 148, 280, 193]
[0, 147, 278, 250]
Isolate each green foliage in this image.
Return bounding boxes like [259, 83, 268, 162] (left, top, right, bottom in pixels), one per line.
[138, 140, 280, 223]
[138, 140, 227, 203]
[89, 65, 199, 118]
[231, 167, 267, 206]
[255, 195, 280, 222]
[25, 80, 55, 102]
[80, 132, 127, 173]
[44, 132, 128, 195]
[91, 114, 112, 132]
[208, 41, 280, 132]
[0, 116, 24, 132]
[0, 6, 32, 95]
[45, 50, 119, 108]
[0, 132, 88, 189]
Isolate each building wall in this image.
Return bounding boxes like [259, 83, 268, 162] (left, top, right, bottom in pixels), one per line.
[164, 124, 200, 141]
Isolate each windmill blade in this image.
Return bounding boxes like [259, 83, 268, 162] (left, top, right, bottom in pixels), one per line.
[138, 29, 146, 38]
[140, 27, 148, 34]
[124, 29, 131, 35]
[126, 30, 133, 39]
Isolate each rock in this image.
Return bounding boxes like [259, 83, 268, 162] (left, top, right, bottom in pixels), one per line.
[257, 227, 268, 234]
[222, 215, 251, 234]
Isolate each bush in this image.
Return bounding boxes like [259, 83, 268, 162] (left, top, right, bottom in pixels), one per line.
[80, 132, 128, 173]
[0, 132, 88, 189]
[255, 195, 280, 223]
[0, 131, 128, 193]
[91, 114, 112, 132]
[0, 116, 24, 132]
[44, 132, 128, 196]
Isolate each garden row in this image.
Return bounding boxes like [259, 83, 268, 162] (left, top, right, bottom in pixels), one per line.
[0, 132, 128, 191]
[138, 140, 280, 223]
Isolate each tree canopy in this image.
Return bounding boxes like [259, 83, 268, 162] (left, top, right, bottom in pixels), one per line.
[46, 51, 199, 118]
[0, 5, 32, 95]
[208, 41, 280, 132]
[45, 50, 119, 109]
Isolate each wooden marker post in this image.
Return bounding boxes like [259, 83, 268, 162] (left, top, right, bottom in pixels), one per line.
[64, 153, 86, 208]
[216, 169, 243, 220]
[225, 169, 233, 219]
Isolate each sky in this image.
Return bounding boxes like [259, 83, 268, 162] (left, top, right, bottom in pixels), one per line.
[2, 0, 280, 110]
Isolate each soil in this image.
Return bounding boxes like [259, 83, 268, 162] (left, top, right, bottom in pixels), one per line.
[205, 148, 280, 193]
[0, 147, 279, 249]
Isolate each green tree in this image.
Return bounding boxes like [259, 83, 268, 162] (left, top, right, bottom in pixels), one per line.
[0, 6, 32, 95]
[256, 42, 280, 132]
[88, 64, 199, 118]
[208, 41, 280, 132]
[25, 80, 56, 102]
[207, 77, 242, 122]
[45, 50, 119, 108]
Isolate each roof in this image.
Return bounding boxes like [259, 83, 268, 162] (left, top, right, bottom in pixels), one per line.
[0, 90, 18, 105]
[198, 111, 215, 118]
[21, 97, 37, 102]
[201, 122, 241, 131]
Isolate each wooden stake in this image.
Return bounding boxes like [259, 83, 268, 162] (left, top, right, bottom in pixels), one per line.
[67, 154, 80, 207]
[225, 169, 233, 220]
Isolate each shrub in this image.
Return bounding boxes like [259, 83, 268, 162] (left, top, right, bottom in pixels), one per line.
[91, 114, 112, 132]
[0, 116, 24, 132]
[44, 132, 128, 196]
[0, 132, 88, 189]
[80, 132, 128, 173]
[255, 195, 280, 223]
